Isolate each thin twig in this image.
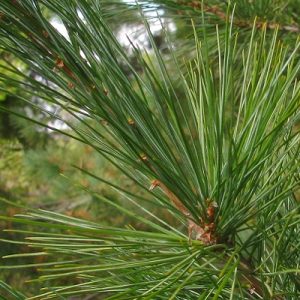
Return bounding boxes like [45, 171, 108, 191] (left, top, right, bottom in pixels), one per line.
[182, 1, 300, 33]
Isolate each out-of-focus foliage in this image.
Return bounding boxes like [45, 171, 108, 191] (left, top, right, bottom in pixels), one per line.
[0, 135, 154, 295]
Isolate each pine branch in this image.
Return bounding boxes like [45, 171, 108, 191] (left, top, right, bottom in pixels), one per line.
[179, 1, 300, 33]
[0, 0, 299, 298]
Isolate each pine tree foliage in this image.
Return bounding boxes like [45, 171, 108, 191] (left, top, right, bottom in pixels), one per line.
[0, 0, 299, 299]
